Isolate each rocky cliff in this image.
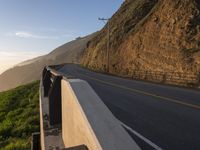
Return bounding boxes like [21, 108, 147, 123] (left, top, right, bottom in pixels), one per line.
[81, 0, 200, 83]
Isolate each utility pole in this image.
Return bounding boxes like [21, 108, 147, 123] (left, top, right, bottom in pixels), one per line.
[98, 17, 110, 73]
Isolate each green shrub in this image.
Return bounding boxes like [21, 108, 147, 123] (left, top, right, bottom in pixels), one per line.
[0, 81, 40, 149]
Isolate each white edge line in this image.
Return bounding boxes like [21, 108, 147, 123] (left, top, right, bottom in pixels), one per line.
[119, 120, 163, 150]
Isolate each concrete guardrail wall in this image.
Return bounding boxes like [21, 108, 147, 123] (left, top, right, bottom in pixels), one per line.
[61, 79, 140, 150]
[38, 65, 141, 150]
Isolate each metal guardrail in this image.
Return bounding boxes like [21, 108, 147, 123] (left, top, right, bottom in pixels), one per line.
[42, 65, 64, 126]
[42, 64, 75, 126]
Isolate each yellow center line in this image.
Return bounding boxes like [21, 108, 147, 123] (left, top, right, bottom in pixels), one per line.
[80, 73, 200, 110]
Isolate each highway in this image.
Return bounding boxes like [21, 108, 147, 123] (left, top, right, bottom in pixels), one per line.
[59, 64, 200, 150]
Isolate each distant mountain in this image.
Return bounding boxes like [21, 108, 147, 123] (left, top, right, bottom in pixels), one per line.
[0, 33, 97, 92]
[82, 0, 200, 77]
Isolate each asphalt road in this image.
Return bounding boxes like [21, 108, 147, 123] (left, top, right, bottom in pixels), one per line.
[59, 64, 200, 150]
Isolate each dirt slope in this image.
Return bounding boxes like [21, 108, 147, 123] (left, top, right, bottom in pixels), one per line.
[82, 0, 200, 79]
[0, 33, 96, 92]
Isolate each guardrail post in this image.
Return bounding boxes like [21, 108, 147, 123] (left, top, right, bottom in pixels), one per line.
[31, 132, 40, 150]
[48, 76, 62, 126]
[42, 67, 47, 81]
[43, 68, 51, 97]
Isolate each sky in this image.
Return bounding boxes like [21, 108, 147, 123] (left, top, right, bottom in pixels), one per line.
[0, 0, 124, 74]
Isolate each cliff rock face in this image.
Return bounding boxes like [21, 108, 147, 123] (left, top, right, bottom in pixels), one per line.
[82, 0, 200, 78]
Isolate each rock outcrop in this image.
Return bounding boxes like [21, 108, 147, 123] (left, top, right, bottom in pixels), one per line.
[81, 0, 200, 84]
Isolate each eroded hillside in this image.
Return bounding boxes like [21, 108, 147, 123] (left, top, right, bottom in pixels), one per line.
[82, 0, 200, 79]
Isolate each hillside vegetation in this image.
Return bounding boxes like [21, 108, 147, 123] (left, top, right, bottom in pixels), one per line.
[0, 81, 39, 150]
[82, 0, 200, 80]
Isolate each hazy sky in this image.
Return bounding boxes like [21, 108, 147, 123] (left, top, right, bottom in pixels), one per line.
[0, 0, 123, 74]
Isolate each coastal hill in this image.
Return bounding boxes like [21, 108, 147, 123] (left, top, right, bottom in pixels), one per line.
[0, 33, 96, 92]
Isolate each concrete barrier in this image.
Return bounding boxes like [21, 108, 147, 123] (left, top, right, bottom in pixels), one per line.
[39, 82, 46, 150]
[61, 79, 141, 150]
[38, 66, 141, 149]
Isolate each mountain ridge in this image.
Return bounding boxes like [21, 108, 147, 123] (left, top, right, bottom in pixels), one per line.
[0, 33, 97, 92]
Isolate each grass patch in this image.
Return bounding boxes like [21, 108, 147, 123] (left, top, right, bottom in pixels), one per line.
[0, 81, 40, 150]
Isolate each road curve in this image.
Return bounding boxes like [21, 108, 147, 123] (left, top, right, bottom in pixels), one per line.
[58, 64, 200, 150]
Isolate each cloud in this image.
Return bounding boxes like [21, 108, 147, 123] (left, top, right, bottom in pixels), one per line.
[16, 32, 46, 39]
[15, 32, 34, 38]
[0, 51, 43, 58]
[6, 31, 59, 39]
[5, 29, 76, 40]
[17, 31, 59, 39]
